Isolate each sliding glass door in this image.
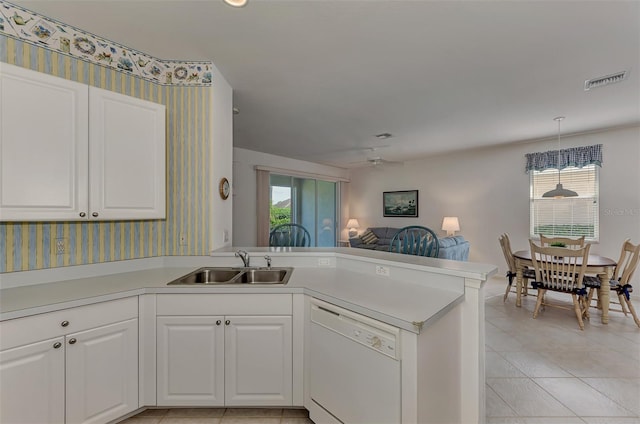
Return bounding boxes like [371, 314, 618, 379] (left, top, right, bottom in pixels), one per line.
[269, 174, 337, 247]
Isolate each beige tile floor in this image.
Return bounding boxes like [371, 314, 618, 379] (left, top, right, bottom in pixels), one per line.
[485, 276, 640, 424]
[121, 408, 312, 424]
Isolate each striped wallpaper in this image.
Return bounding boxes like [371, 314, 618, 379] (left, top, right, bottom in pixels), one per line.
[0, 35, 212, 273]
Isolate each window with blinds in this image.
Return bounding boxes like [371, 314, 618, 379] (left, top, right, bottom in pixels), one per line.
[530, 164, 599, 241]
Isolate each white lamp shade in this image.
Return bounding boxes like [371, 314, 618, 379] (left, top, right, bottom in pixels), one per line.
[346, 218, 359, 237]
[442, 217, 460, 235]
[346, 219, 360, 229]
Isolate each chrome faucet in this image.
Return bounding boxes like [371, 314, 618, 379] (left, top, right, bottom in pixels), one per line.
[264, 255, 272, 269]
[235, 250, 250, 267]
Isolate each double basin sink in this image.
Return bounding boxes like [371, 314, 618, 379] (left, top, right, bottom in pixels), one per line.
[167, 267, 293, 286]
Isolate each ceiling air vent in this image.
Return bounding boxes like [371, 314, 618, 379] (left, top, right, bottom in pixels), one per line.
[584, 71, 628, 91]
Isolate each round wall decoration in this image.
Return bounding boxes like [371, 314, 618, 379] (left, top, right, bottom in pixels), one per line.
[219, 177, 230, 200]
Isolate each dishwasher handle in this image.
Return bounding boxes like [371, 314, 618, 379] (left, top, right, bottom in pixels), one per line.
[317, 306, 340, 317]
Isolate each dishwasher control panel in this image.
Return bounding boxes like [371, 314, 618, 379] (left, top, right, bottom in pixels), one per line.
[351, 326, 397, 357]
[310, 298, 400, 360]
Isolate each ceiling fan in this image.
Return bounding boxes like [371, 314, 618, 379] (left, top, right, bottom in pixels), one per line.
[350, 148, 403, 168]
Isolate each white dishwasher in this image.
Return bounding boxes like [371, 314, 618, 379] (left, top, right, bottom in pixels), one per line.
[309, 298, 401, 424]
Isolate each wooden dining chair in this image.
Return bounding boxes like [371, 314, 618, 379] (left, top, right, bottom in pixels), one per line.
[585, 239, 640, 327]
[389, 226, 439, 258]
[499, 233, 536, 302]
[529, 240, 591, 330]
[539, 235, 585, 249]
[269, 223, 311, 247]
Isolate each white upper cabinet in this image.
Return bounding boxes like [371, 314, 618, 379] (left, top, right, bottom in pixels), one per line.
[89, 87, 166, 220]
[0, 63, 89, 221]
[0, 63, 166, 221]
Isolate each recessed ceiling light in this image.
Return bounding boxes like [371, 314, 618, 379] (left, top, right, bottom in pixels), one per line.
[223, 0, 248, 7]
[375, 133, 392, 139]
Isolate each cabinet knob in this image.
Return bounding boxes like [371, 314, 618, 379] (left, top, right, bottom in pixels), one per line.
[79, 212, 86, 217]
[92, 212, 99, 217]
[216, 320, 222, 326]
[68, 338, 77, 345]
[225, 320, 231, 326]
[61, 320, 69, 327]
[53, 342, 62, 349]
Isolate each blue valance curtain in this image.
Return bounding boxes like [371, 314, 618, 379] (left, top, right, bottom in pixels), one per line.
[525, 144, 603, 173]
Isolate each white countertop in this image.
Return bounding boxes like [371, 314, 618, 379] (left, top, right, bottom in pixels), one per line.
[0, 248, 497, 333]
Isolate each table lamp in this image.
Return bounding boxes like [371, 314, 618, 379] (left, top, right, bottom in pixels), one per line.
[347, 219, 360, 237]
[442, 217, 460, 237]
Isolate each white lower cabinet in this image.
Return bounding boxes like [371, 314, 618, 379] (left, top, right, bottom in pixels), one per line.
[156, 316, 225, 406]
[0, 337, 65, 424]
[225, 316, 292, 406]
[155, 294, 293, 407]
[0, 297, 138, 424]
[156, 315, 292, 407]
[65, 319, 138, 424]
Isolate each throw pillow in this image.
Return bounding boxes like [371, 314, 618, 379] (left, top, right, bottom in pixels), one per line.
[360, 229, 379, 245]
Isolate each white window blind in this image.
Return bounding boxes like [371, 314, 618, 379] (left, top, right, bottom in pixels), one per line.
[530, 164, 599, 241]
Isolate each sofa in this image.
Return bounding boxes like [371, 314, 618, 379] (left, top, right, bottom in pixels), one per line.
[349, 226, 470, 261]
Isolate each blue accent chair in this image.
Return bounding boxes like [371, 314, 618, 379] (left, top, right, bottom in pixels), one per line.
[389, 226, 439, 258]
[269, 223, 311, 247]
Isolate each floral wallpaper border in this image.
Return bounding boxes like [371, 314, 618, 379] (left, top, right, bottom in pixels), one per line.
[0, 1, 212, 86]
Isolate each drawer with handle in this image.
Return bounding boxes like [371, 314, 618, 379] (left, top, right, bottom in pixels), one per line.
[0, 297, 137, 350]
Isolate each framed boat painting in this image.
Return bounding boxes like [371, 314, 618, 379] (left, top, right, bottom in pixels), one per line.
[383, 190, 418, 217]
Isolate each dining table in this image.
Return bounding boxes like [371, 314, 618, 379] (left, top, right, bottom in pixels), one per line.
[512, 250, 617, 324]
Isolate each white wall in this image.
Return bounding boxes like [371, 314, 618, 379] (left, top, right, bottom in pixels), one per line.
[232, 148, 350, 246]
[210, 63, 234, 250]
[348, 126, 640, 272]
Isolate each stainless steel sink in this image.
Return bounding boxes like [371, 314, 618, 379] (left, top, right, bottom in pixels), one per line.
[167, 267, 242, 285]
[236, 268, 291, 284]
[167, 267, 293, 286]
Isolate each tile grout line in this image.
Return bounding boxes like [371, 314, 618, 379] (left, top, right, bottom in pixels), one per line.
[576, 376, 640, 418]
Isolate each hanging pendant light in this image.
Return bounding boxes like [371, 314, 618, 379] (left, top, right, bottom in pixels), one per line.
[542, 116, 578, 199]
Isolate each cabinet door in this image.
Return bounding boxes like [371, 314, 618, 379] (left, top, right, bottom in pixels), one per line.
[0, 337, 65, 424]
[225, 316, 292, 406]
[89, 86, 166, 220]
[0, 63, 89, 221]
[65, 319, 138, 424]
[156, 316, 225, 406]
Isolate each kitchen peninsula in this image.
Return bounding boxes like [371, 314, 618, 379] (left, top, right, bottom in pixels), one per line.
[0, 248, 496, 424]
